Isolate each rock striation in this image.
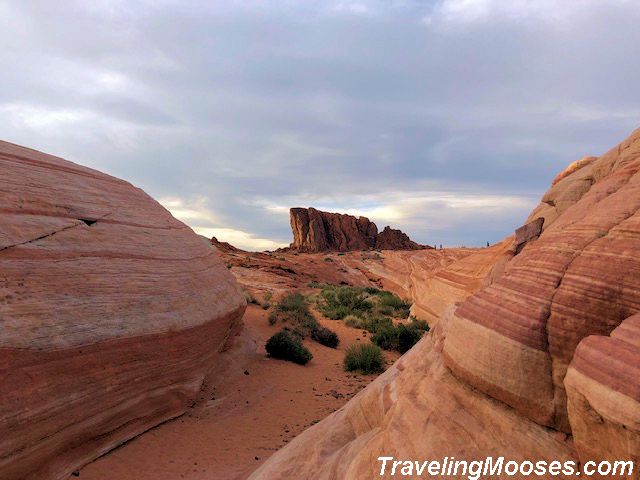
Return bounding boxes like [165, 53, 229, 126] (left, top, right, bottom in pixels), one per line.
[250, 128, 640, 479]
[444, 127, 640, 432]
[0, 141, 246, 480]
[288, 207, 424, 252]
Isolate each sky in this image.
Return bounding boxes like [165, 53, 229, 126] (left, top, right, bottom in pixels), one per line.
[2, 0, 640, 250]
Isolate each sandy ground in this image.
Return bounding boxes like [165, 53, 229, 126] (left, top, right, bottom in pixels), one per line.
[76, 302, 398, 480]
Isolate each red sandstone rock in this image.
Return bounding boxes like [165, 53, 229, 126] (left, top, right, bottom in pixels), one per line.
[288, 207, 423, 252]
[0, 141, 246, 480]
[552, 155, 597, 185]
[210, 236, 241, 253]
[444, 127, 640, 433]
[566, 314, 640, 475]
[375, 225, 425, 250]
[513, 217, 544, 254]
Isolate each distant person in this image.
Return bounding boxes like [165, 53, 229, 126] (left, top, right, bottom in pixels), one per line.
[439, 244, 443, 250]
[486, 241, 490, 247]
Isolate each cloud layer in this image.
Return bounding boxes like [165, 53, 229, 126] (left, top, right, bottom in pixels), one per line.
[2, 0, 639, 249]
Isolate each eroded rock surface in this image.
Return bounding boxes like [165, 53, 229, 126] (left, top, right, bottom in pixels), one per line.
[445, 128, 640, 432]
[288, 207, 423, 252]
[0, 141, 246, 480]
[566, 313, 640, 470]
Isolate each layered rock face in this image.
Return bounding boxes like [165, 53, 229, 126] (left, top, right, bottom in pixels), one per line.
[250, 128, 640, 479]
[0, 141, 246, 480]
[444, 128, 640, 432]
[566, 313, 640, 470]
[289, 207, 423, 252]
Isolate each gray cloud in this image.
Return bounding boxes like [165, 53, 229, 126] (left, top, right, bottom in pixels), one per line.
[1, 0, 639, 249]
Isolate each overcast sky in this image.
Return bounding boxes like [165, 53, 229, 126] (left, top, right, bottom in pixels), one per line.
[2, 0, 639, 250]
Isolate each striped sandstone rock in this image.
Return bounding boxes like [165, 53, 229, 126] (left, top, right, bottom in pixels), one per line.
[0, 141, 246, 480]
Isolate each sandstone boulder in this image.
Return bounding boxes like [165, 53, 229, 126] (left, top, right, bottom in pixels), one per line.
[513, 217, 544, 254]
[0, 141, 246, 480]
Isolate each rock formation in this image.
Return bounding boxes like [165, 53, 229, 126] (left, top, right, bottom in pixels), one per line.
[0, 141, 246, 480]
[250, 128, 640, 479]
[288, 207, 424, 252]
[513, 217, 544, 254]
[375, 225, 424, 250]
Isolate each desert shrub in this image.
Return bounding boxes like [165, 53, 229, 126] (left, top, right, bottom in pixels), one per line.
[264, 291, 273, 302]
[316, 284, 410, 321]
[272, 292, 317, 332]
[265, 330, 313, 365]
[243, 290, 259, 305]
[371, 318, 430, 353]
[360, 315, 393, 333]
[277, 291, 307, 313]
[344, 344, 384, 374]
[343, 314, 362, 329]
[311, 325, 339, 348]
[318, 285, 372, 319]
[324, 257, 334, 262]
[262, 301, 271, 310]
[376, 291, 411, 317]
[396, 324, 424, 353]
[371, 325, 399, 350]
[270, 291, 342, 349]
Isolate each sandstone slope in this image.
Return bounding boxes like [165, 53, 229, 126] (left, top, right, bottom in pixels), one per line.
[250, 128, 640, 479]
[0, 141, 246, 480]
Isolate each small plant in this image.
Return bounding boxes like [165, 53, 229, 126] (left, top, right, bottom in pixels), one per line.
[264, 291, 273, 302]
[343, 314, 362, 329]
[317, 285, 372, 319]
[243, 290, 259, 305]
[262, 301, 271, 310]
[370, 318, 430, 353]
[311, 325, 339, 348]
[344, 344, 384, 374]
[265, 330, 313, 365]
[269, 291, 339, 349]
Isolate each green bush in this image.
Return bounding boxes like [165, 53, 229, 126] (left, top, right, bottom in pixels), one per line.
[377, 291, 411, 317]
[270, 291, 341, 349]
[371, 318, 429, 353]
[265, 330, 313, 365]
[277, 292, 308, 313]
[396, 324, 423, 353]
[311, 325, 339, 348]
[317, 285, 372, 319]
[371, 325, 398, 350]
[344, 344, 384, 374]
[343, 314, 362, 328]
[317, 284, 411, 321]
